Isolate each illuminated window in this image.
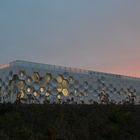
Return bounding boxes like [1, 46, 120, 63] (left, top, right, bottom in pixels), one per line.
[27, 87, 31, 93]
[32, 72, 40, 81]
[57, 94, 61, 99]
[40, 87, 45, 93]
[45, 91, 50, 97]
[20, 90, 25, 98]
[19, 70, 25, 78]
[62, 88, 69, 96]
[44, 73, 52, 82]
[17, 80, 25, 90]
[62, 79, 68, 88]
[100, 90, 107, 96]
[26, 77, 32, 84]
[33, 91, 38, 97]
[56, 75, 63, 83]
[57, 85, 63, 92]
[74, 89, 78, 94]
[128, 92, 133, 97]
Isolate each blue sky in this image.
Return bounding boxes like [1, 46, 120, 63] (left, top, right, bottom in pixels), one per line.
[0, 0, 140, 77]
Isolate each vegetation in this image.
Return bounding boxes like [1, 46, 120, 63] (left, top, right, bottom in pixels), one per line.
[0, 104, 140, 140]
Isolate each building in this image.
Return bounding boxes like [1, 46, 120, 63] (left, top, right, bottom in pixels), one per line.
[0, 60, 140, 104]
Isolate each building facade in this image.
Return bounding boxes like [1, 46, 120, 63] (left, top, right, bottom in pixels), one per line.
[0, 60, 140, 104]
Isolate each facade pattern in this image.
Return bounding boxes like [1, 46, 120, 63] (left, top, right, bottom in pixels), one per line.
[0, 60, 140, 104]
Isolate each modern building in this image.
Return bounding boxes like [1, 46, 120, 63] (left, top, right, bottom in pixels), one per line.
[0, 60, 140, 104]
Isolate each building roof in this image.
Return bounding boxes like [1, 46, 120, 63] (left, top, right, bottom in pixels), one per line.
[0, 60, 140, 81]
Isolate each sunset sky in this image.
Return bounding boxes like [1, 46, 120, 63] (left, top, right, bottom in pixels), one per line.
[0, 0, 140, 77]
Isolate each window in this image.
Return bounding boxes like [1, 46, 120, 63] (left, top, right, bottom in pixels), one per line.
[62, 88, 69, 96]
[44, 73, 52, 82]
[26, 77, 32, 84]
[17, 80, 25, 90]
[69, 76, 74, 83]
[40, 87, 45, 93]
[56, 75, 63, 83]
[19, 70, 25, 78]
[57, 85, 63, 92]
[74, 88, 79, 94]
[33, 91, 38, 97]
[57, 94, 61, 99]
[20, 90, 25, 98]
[27, 87, 32, 93]
[62, 79, 68, 88]
[32, 72, 40, 81]
[45, 91, 50, 97]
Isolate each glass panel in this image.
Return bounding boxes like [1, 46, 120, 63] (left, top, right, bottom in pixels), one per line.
[17, 80, 25, 90]
[20, 90, 25, 98]
[56, 75, 63, 83]
[62, 79, 68, 88]
[32, 72, 40, 81]
[57, 85, 63, 92]
[26, 87, 32, 94]
[19, 70, 25, 78]
[33, 91, 38, 97]
[26, 77, 32, 84]
[45, 91, 50, 97]
[62, 88, 69, 96]
[57, 94, 61, 99]
[44, 73, 52, 82]
[69, 76, 74, 83]
[40, 87, 45, 93]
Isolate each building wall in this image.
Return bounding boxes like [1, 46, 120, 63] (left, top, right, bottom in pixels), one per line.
[0, 60, 140, 104]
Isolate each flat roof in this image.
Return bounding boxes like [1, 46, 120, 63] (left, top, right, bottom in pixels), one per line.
[10, 60, 140, 81]
[0, 60, 140, 81]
